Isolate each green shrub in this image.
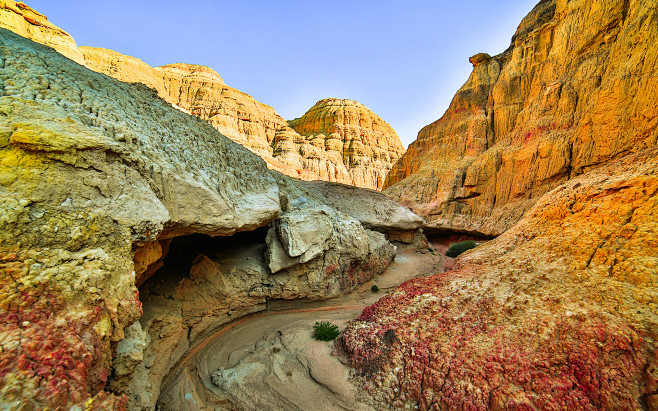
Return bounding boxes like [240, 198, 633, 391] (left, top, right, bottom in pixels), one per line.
[445, 240, 477, 258]
[313, 321, 340, 341]
[371, 284, 380, 292]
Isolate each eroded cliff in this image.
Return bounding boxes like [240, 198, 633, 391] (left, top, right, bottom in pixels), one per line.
[0, 0, 404, 190]
[384, 0, 658, 235]
[288, 98, 405, 190]
[0, 27, 423, 409]
[338, 0, 658, 408]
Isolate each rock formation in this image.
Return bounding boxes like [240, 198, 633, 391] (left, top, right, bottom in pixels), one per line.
[341, 148, 658, 409]
[338, 0, 658, 408]
[0, 0, 404, 190]
[288, 99, 405, 190]
[384, 0, 658, 235]
[0, 0, 84, 64]
[0, 27, 423, 410]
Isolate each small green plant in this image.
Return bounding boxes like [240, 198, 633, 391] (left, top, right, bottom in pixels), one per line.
[313, 321, 340, 341]
[446, 240, 477, 258]
[371, 284, 380, 292]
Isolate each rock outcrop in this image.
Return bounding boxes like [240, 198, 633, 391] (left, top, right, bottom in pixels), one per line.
[0, 0, 84, 64]
[288, 99, 405, 190]
[384, 0, 658, 235]
[0, 27, 423, 410]
[0, 0, 404, 191]
[341, 148, 658, 409]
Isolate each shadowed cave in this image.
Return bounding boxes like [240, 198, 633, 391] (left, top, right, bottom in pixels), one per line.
[138, 226, 270, 305]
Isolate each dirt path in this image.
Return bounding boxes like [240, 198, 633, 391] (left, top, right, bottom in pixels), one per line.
[157, 248, 441, 410]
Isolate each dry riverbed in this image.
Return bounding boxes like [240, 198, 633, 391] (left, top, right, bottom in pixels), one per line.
[156, 247, 441, 410]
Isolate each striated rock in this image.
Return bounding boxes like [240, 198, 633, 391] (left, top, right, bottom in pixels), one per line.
[0, 27, 422, 410]
[0, 0, 84, 64]
[289, 98, 406, 190]
[79, 46, 288, 158]
[81, 53, 404, 191]
[384, 0, 658, 235]
[341, 148, 658, 409]
[0, 1, 404, 191]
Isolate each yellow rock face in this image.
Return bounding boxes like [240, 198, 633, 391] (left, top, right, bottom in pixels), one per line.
[385, 0, 658, 234]
[289, 99, 405, 190]
[0, 0, 404, 191]
[0, 0, 84, 64]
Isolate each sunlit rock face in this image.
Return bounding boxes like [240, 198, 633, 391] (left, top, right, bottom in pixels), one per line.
[289, 98, 406, 190]
[384, 0, 658, 235]
[0, 23, 423, 409]
[0, 0, 84, 64]
[338, 0, 658, 408]
[0, 0, 404, 191]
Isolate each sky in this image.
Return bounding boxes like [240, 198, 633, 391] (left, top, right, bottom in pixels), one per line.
[25, 0, 539, 147]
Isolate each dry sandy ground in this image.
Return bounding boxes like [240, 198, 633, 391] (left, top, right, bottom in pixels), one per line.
[156, 247, 441, 410]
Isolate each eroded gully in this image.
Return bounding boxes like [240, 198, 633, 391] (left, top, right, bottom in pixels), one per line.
[155, 247, 441, 410]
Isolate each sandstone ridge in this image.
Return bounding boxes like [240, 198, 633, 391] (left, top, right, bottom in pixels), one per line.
[384, 0, 658, 235]
[0, 0, 404, 190]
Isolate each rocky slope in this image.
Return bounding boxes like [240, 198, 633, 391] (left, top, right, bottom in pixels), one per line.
[0, 0, 404, 190]
[0, 27, 423, 410]
[342, 148, 658, 409]
[384, 0, 658, 235]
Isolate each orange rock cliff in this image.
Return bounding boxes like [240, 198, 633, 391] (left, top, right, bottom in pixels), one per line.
[384, 0, 658, 235]
[0, 0, 404, 191]
[340, 0, 658, 409]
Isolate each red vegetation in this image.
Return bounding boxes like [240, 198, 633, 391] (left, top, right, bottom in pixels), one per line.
[0, 258, 127, 409]
[339, 267, 653, 410]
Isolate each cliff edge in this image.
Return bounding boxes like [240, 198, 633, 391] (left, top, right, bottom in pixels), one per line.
[384, 0, 658, 235]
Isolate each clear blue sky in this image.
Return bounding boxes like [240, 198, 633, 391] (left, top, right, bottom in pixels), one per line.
[25, 0, 538, 147]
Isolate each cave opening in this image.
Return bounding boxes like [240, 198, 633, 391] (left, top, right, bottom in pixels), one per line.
[110, 227, 272, 406]
[137, 226, 270, 301]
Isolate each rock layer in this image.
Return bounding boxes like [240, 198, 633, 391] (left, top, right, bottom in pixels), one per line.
[0, 27, 422, 410]
[384, 0, 658, 235]
[342, 148, 658, 409]
[0, 0, 84, 64]
[288, 99, 405, 190]
[0, 0, 404, 190]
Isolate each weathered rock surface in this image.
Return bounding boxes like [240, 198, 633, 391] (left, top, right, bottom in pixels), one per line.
[0, 0, 404, 191]
[154, 246, 442, 411]
[384, 0, 658, 235]
[121, 200, 398, 410]
[0, 0, 84, 64]
[288, 98, 405, 190]
[0, 26, 422, 410]
[342, 149, 658, 409]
